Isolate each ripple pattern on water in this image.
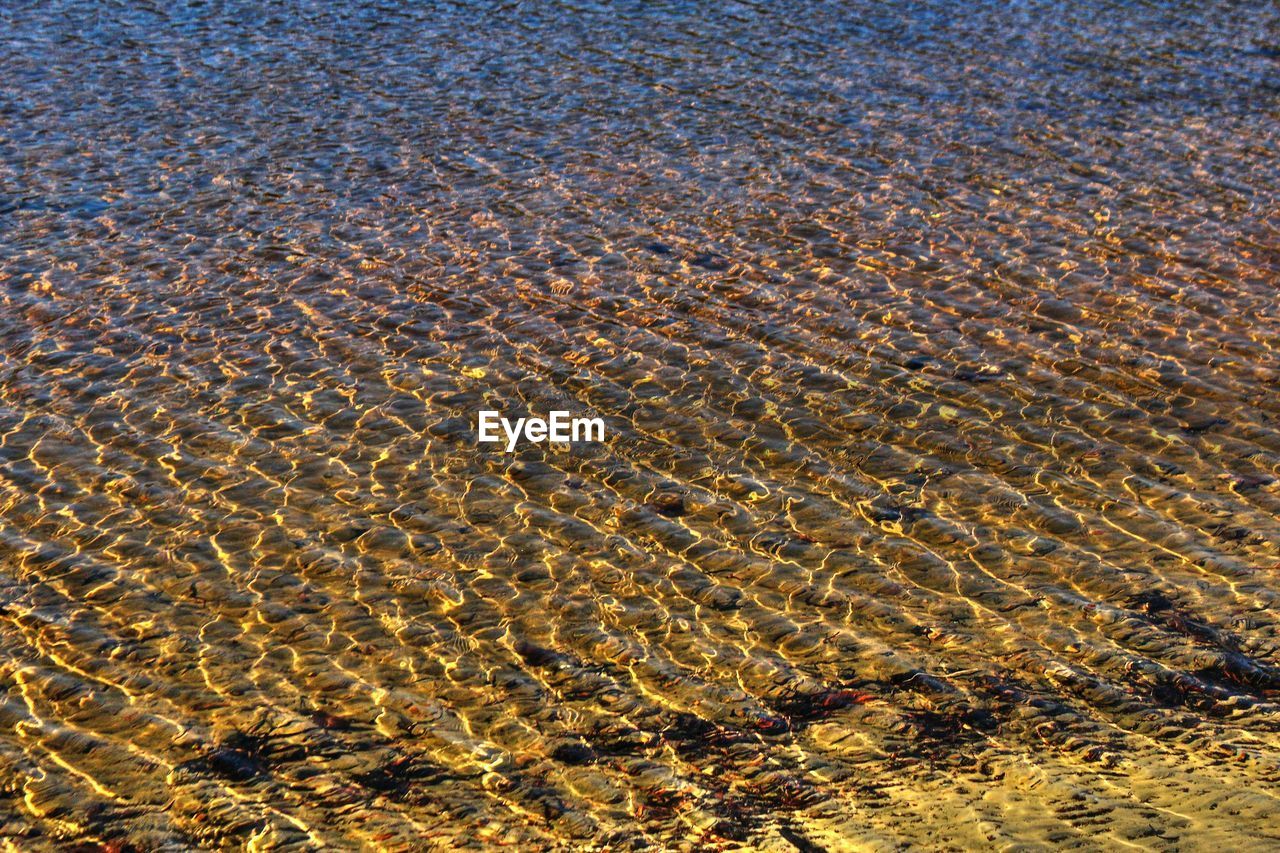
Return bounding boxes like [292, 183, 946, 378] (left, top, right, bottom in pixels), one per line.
[0, 0, 1279, 849]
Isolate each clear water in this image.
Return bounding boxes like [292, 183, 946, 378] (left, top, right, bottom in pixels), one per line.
[0, 1, 1278, 849]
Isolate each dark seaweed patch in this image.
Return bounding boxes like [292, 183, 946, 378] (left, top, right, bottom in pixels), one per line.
[352, 756, 448, 802]
[661, 711, 757, 753]
[550, 741, 598, 766]
[768, 687, 874, 724]
[514, 640, 565, 668]
[645, 491, 688, 518]
[1130, 590, 1241, 651]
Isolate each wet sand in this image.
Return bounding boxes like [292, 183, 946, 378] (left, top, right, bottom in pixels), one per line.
[0, 0, 1279, 850]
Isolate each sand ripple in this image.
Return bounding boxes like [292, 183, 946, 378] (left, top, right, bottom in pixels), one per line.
[0, 0, 1278, 849]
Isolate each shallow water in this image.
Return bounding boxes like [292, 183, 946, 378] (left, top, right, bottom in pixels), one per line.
[1, 0, 1279, 849]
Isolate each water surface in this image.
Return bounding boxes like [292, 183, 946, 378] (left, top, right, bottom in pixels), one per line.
[1, 1, 1279, 849]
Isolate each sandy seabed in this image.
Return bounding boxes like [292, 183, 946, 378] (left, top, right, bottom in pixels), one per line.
[0, 1, 1278, 850]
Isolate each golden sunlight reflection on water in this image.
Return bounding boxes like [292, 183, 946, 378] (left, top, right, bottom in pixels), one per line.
[0, 0, 1278, 849]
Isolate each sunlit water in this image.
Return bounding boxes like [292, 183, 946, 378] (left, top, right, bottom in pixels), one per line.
[1, 1, 1279, 850]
